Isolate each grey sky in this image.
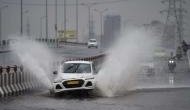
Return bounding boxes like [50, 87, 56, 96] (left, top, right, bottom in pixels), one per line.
[0, 0, 190, 41]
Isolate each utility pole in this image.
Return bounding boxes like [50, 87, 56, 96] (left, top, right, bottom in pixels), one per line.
[178, 0, 186, 42]
[55, 0, 57, 38]
[21, 0, 23, 35]
[64, 0, 67, 41]
[161, 0, 187, 46]
[88, 5, 91, 39]
[45, 0, 48, 39]
[76, 0, 78, 42]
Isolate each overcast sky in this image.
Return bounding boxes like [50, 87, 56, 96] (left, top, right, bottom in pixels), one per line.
[0, 0, 190, 41]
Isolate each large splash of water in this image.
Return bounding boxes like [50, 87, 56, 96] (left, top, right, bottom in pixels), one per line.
[96, 28, 159, 97]
[10, 36, 54, 89]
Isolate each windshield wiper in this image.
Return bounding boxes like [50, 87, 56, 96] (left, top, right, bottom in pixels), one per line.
[74, 64, 80, 73]
[65, 65, 75, 73]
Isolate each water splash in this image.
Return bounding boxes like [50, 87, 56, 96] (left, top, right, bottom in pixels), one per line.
[10, 36, 54, 89]
[96, 28, 159, 97]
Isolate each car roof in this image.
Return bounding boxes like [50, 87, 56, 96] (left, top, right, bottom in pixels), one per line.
[64, 60, 92, 64]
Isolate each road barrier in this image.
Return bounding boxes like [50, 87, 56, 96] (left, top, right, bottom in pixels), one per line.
[0, 38, 88, 52]
[0, 65, 42, 98]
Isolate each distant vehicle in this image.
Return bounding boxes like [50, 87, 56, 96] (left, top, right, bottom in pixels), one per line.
[168, 52, 176, 73]
[87, 39, 98, 48]
[168, 59, 176, 73]
[50, 61, 97, 95]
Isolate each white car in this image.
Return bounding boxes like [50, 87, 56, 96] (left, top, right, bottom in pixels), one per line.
[51, 61, 97, 94]
[87, 39, 98, 48]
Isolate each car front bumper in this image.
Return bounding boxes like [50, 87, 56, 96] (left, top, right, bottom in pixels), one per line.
[52, 79, 95, 93]
[88, 44, 98, 47]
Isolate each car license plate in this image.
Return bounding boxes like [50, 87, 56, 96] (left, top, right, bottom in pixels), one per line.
[67, 81, 79, 85]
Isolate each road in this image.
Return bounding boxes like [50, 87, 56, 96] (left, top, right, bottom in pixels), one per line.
[0, 88, 190, 110]
[0, 45, 190, 110]
[1, 69, 190, 110]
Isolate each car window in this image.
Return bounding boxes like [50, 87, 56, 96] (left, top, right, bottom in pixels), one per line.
[90, 39, 96, 42]
[63, 63, 91, 73]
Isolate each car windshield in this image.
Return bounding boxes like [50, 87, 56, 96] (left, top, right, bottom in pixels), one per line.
[63, 63, 91, 73]
[90, 39, 96, 42]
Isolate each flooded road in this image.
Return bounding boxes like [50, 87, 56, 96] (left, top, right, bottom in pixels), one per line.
[1, 88, 190, 110]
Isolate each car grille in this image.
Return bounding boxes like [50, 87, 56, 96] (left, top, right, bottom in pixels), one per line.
[62, 79, 84, 88]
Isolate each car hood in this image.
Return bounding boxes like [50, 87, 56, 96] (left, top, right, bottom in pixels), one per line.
[54, 73, 94, 82]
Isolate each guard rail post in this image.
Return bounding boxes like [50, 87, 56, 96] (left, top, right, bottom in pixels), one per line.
[0, 66, 4, 97]
[14, 65, 22, 95]
[11, 66, 19, 96]
[1, 67, 8, 97]
[3, 67, 12, 96]
[19, 66, 26, 93]
[8, 66, 17, 96]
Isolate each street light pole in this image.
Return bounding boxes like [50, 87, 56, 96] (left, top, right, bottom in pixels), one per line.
[76, 0, 78, 42]
[45, 0, 48, 39]
[21, 0, 23, 35]
[55, 0, 57, 38]
[88, 6, 91, 39]
[0, 5, 8, 41]
[64, 0, 67, 40]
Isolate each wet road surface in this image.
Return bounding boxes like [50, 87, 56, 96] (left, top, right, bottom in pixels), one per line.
[1, 88, 190, 110]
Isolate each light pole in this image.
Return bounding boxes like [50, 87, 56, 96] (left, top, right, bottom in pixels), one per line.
[0, 5, 8, 41]
[40, 16, 46, 38]
[45, 0, 48, 39]
[76, 0, 78, 42]
[81, 3, 97, 40]
[21, 0, 23, 35]
[64, 0, 66, 40]
[93, 8, 108, 47]
[55, 0, 57, 38]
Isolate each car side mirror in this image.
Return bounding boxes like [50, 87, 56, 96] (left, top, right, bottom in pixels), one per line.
[53, 71, 58, 75]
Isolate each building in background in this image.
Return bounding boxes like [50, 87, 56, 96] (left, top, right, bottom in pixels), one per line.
[102, 15, 121, 48]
